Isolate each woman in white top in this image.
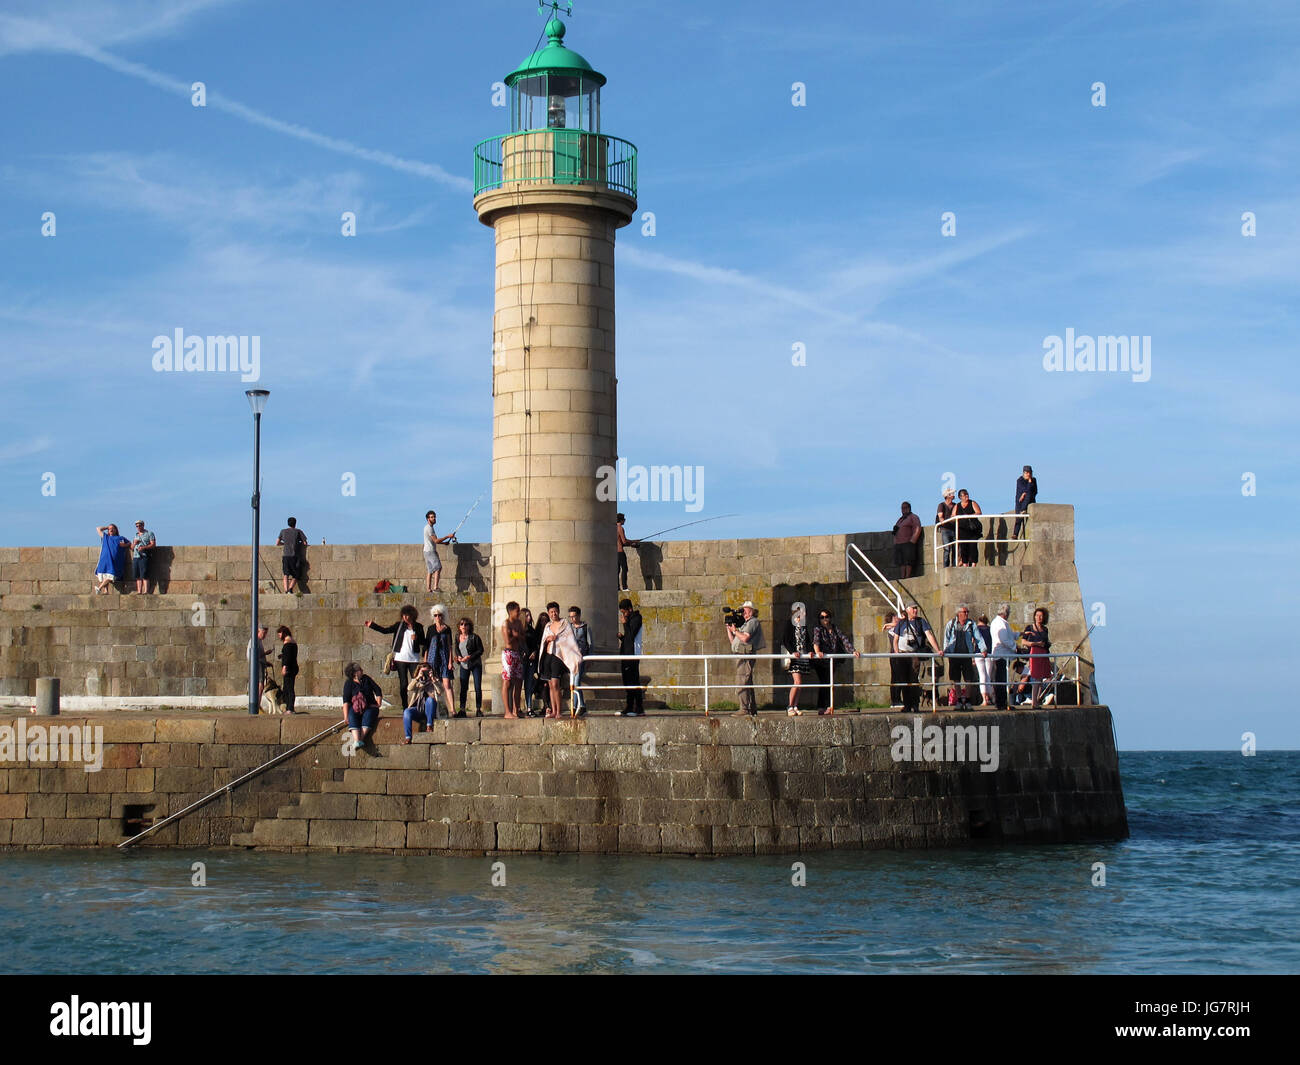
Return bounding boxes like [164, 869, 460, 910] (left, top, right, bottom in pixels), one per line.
[364, 605, 425, 710]
[423, 510, 454, 592]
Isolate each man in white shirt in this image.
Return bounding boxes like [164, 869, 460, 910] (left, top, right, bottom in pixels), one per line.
[989, 603, 1017, 710]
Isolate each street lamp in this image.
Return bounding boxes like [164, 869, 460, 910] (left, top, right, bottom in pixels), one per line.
[246, 389, 269, 715]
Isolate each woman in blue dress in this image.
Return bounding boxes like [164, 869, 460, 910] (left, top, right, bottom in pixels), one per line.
[94, 524, 130, 594]
[425, 605, 457, 718]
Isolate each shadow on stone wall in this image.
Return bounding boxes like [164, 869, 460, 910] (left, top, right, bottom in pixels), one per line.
[636, 542, 663, 590]
[149, 546, 174, 593]
[452, 543, 489, 593]
[984, 517, 1010, 566]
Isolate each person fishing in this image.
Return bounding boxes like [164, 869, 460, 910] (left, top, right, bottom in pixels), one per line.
[423, 510, 455, 593]
[616, 513, 640, 591]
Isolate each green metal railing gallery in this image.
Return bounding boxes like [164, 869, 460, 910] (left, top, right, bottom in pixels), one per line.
[473, 130, 637, 198]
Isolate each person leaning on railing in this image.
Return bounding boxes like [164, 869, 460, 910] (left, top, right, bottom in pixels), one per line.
[936, 490, 957, 568]
[1015, 607, 1052, 708]
[954, 490, 983, 567]
[975, 614, 996, 707]
[989, 603, 1018, 710]
[895, 604, 941, 712]
[942, 605, 987, 708]
[811, 609, 859, 716]
[883, 610, 908, 709]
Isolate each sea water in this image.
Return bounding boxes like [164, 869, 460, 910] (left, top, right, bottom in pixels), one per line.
[1, 751, 1296, 974]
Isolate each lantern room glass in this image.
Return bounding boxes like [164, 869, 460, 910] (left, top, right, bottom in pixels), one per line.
[511, 73, 600, 133]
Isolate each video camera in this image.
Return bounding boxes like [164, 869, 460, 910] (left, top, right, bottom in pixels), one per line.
[722, 606, 745, 627]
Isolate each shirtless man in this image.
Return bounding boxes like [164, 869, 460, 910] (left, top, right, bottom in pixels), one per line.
[616, 513, 640, 591]
[500, 601, 526, 719]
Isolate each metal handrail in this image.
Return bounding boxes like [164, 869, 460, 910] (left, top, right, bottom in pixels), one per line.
[933, 510, 1029, 568]
[845, 542, 904, 614]
[116, 719, 347, 850]
[473, 131, 638, 197]
[580, 651, 1083, 713]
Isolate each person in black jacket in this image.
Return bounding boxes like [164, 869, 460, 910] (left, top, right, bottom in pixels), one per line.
[342, 662, 383, 750]
[364, 606, 425, 710]
[453, 617, 485, 716]
[811, 610, 860, 714]
[616, 598, 644, 716]
[275, 625, 300, 714]
[522, 608, 544, 717]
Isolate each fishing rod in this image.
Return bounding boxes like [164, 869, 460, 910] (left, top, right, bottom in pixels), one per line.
[447, 490, 486, 543]
[633, 513, 738, 542]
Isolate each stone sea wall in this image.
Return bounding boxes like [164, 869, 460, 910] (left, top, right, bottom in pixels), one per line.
[0, 707, 1127, 853]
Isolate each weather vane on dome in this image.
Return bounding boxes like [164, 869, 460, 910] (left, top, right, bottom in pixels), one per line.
[538, 2, 573, 17]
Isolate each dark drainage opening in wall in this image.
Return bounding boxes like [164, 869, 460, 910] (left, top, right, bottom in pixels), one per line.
[121, 804, 155, 837]
[968, 808, 993, 840]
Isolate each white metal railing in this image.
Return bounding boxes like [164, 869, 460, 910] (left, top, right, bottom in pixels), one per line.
[933, 511, 1029, 569]
[578, 651, 1082, 713]
[845, 543, 904, 614]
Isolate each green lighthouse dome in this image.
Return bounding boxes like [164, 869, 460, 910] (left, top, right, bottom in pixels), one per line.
[505, 15, 606, 88]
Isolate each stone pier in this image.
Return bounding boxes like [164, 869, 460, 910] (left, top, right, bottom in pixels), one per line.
[0, 708, 1127, 853]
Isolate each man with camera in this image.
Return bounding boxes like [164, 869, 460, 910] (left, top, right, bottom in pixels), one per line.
[894, 603, 942, 712]
[725, 601, 764, 716]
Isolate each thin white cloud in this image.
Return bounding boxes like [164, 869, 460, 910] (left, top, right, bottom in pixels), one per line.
[0, 435, 53, 462]
[0, 1, 239, 55]
[7, 151, 371, 234]
[620, 244, 859, 326]
[823, 227, 1035, 304]
[0, 13, 470, 191]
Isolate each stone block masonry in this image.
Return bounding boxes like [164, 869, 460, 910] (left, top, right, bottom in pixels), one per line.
[0, 707, 1127, 855]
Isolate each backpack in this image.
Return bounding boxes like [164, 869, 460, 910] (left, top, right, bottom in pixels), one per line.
[349, 682, 369, 713]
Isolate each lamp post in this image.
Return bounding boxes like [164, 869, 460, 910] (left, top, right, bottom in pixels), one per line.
[246, 389, 270, 715]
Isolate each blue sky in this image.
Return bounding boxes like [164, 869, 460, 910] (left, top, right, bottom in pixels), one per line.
[1, 0, 1296, 748]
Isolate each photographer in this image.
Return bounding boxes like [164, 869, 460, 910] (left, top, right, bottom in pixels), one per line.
[725, 600, 764, 716]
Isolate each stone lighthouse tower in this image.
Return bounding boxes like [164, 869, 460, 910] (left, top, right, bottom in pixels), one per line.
[473, 8, 637, 652]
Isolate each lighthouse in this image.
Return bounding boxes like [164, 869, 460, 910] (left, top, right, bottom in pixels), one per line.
[473, 7, 637, 654]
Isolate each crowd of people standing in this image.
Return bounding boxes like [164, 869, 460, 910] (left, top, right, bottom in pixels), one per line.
[85, 483, 1066, 723]
[882, 602, 1056, 711]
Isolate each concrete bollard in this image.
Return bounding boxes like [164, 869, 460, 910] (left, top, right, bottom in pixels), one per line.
[34, 677, 60, 716]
